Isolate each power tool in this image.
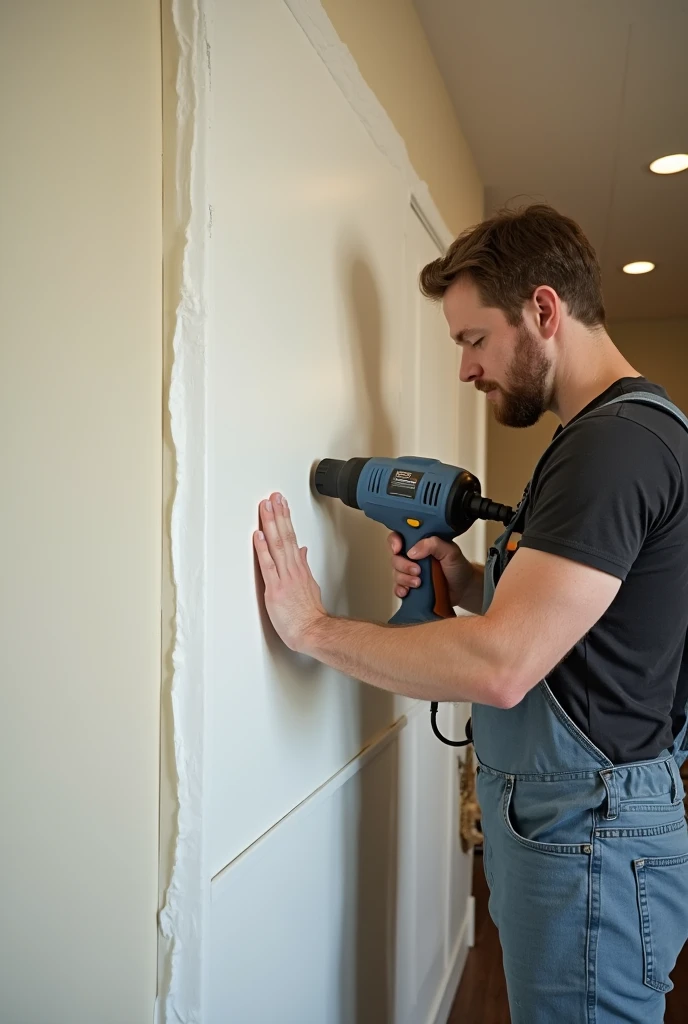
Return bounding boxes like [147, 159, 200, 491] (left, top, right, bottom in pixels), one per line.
[313, 455, 513, 746]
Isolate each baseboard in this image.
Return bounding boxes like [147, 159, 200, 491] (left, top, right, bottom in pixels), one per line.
[467, 895, 476, 948]
[424, 900, 473, 1024]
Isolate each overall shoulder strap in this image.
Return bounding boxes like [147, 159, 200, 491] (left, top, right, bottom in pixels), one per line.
[596, 391, 688, 433]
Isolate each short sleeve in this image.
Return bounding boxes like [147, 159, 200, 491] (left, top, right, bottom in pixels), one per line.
[518, 414, 681, 580]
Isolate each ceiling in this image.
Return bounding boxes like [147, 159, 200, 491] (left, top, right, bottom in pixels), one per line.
[413, 0, 688, 321]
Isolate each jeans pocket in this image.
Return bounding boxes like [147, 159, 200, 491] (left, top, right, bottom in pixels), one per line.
[502, 777, 592, 854]
[633, 852, 688, 993]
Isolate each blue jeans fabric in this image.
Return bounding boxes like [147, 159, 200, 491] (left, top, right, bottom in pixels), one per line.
[472, 516, 688, 1023]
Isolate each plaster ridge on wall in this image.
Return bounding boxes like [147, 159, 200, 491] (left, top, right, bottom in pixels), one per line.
[156, 1, 209, 1021]
[282, 0, 453, 250]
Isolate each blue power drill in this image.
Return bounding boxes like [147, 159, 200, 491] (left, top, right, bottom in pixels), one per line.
[313, 455, 513, 745]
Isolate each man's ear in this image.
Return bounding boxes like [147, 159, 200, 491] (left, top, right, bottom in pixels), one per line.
[532, 285, 560, 339]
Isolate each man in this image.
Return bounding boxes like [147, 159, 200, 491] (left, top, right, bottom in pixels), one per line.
[253, 204, 688, 1023]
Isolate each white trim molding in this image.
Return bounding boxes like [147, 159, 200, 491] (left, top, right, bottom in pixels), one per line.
[211, 714, 408, 885]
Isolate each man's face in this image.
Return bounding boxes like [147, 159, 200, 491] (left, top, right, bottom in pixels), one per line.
[442, 275, 552, 428]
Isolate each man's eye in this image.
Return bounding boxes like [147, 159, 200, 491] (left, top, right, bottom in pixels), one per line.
[473, 337, 485, 349]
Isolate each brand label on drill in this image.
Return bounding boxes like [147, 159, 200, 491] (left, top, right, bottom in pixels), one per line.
[387, 469, 424, 499]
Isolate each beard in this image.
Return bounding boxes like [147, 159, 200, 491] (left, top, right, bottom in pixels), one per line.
[478, 322, 551, 428]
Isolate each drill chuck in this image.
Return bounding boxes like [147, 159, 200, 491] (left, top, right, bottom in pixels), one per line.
[467, 494, 514, 525]
[313, 457, 369, 509]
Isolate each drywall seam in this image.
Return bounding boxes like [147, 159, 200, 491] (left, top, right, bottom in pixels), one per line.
[211, 714, 408, 886]
[282, 0, 453, 250]
[156, 1, 209, 1022]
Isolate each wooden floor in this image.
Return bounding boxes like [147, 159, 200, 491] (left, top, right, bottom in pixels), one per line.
[448, 851, 688, 1024]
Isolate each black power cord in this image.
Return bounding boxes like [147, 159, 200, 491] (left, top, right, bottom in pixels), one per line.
[430, 702, 472, 747]
[429, 494, 511, 745]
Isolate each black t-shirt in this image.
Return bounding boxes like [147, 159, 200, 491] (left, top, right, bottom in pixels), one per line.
[516, 376, 688, 764]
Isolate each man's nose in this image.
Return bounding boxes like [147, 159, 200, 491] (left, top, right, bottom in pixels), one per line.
[459, 348, 481, 383]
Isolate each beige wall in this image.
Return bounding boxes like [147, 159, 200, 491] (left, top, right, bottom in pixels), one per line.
[485, 318, 688, 546]
[321, 0, 483, 236]
[611, 317, 688, 410]
[486, 409, 558, 546]
[0, 3, 162, 1022]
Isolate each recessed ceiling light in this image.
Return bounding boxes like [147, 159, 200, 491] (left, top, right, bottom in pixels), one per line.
[649, 154, 688, 175]
[623, 261, 655, 275]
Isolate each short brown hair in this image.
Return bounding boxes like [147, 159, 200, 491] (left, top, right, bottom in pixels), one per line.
[419, 203, 606, 328]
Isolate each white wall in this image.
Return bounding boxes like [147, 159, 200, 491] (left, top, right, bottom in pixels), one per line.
[207, 2, 409, 866]
[160, 1, 484, 1021]
[0, 4, 162, 1022]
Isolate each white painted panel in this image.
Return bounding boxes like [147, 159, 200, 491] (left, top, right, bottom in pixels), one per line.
[393, 213, 476, 1023]
[206, 0, 409, 876]
[209, 729, 402, 1024]
[413, 707, 452, 1010]
[404, 208, 487, 560]
[405, 213, 460, 466]
[457, 377, 488, 563]
[394, 702, 473, 1024]
[446, 746, 474, 971]
[173, 3, 485, 1019]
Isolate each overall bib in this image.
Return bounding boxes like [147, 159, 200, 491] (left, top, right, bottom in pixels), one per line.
[473, 393, 688, 1023]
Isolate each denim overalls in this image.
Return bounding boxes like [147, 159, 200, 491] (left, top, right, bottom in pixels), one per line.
[473, 393, 688, 1023]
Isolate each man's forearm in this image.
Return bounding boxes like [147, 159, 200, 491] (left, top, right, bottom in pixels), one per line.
[303, 611, 513, 707]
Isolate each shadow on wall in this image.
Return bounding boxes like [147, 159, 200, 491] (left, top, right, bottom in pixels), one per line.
[316, 245, 400, 1024]
[250, 243, 403, 1022]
